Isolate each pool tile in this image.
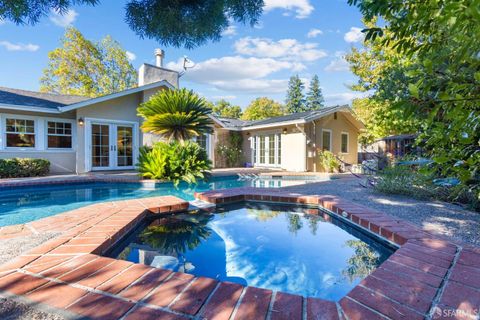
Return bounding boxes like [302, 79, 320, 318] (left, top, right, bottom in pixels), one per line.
[270, 292, 303, 320]
[59, 256, 116, 283]
[119, 268, 172, 301]
[26, 282, 89, 309]
[306, 298, 339, 320]
[439, 281, 480, 316]
[388, 252, 448, 277]
[143, 272, 195, 307]
[380, 260, 443, 288]
[0, 272, 49, 295]
[346, 285, 425, 320]
[75, 259, 133, 288]
[67, 292, 135, 320]
[339, 297, 387, 320]
[200, 282, 244, 320]
[97, 263, 153, 295]
[41, 254, 98, 279]
[170, 276, 218, 315]
[234, 286, 272, 320]
[124, 306, 188, 320]
[23, 255, 75, 274]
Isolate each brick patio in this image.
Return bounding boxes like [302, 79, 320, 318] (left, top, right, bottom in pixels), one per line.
[0, 188, 479, 320]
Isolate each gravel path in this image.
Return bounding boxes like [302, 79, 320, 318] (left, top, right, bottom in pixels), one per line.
[283, 177, 480, 246]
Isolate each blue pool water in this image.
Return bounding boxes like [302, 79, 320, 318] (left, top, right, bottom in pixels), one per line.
[112, 203, 394, 300]
[0, 177, 315, 226]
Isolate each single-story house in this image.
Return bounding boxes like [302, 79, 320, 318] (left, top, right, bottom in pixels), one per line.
[0, 50, 363, 174]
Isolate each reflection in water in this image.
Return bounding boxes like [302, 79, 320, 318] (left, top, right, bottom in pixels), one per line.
[342, 240, 381, 282]
[113, 205, 394, 300]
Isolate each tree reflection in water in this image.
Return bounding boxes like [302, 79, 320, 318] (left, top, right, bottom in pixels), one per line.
[139, 213, 214, 255]
[287, 214, 303, 235]
[246, 209, 282, 222]
[342, 240, 380, 282]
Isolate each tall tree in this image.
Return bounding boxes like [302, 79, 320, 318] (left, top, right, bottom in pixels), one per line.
[40, 27, 137, 97]
[241, 97, 286, 121]
[306, 75, 325, 110]
[348, 0, 480, 191]
[1, 0, 264, 49]
[138, 88, 213, 142]
[211, 99, 243, 118]
[286, 75, 305, 113]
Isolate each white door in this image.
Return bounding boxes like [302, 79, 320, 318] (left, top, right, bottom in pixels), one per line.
[91, 122, 135, 170]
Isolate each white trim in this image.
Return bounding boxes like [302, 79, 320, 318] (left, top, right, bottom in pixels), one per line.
[340, 131, 349, 154]
[45, 118, 76, 151]
[59, 81, 174, 112]
[0, 103, 61, 114]
[84, 117, 139, 172]
[321, 129, 332, 152]
[241, 119, 306, 131]
[251, 132, 282, 168]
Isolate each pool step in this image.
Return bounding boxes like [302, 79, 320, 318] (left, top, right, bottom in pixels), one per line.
[189, 200, 216, 211]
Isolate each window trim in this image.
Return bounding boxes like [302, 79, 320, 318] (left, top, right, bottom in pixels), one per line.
[252, 131, 282, 168]
[321, 129, 332, 152]
[341, 131, 349, 154]
[0, 113, 76, 152]
[45, 119, 75, 151]
[2, 114, 38, 150]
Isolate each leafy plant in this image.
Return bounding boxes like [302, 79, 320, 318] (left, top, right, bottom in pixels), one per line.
[241, 97, 286, 121]
[0, 158, 50, 178]
[210, 99, 243, 119]
[318, 150, 341, 173]
[138, 88, 213, 142]
[137, 141, 212, 186]
[374, 165, 434, 199]
[216, 131, 243, 167]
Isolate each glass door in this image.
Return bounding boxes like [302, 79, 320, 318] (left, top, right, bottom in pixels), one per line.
[116, 125, 133, 168]
[91, 124, 111, 169]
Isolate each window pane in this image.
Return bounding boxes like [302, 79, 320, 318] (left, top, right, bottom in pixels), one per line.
[341, 134, 348, 153]
[268, 134, 275, 164]
[259, 136, 265, 164]
[48, 135, 72, 149]
[277, 134, 281, 165]
[252, 137, 257, 163]
[6, 133, 35, 147]
[322, 131, 331, 151]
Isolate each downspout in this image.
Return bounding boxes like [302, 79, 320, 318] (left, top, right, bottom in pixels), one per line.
[295, 123, 308, 172]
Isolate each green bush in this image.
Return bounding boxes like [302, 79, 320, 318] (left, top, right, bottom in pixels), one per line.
[216, 131, 243, 167]
[138, 141, 212, 186]
[0, 158, 50, 178]
[318, 150, 341, 173]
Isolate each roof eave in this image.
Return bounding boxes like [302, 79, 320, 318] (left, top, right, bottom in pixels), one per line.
[0, 103, 61, 114]
[58, 80, 175, 112]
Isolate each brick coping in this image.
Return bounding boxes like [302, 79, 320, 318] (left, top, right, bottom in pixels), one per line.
[0, 190, 478, 320]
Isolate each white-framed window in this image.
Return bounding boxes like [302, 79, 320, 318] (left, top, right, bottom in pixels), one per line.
[322, 129, 332, 152]
[341, 132, 349, 154]
[47, 121, 73, 149]
[252, 133, 281, 167]
[4, 117, 36, 148]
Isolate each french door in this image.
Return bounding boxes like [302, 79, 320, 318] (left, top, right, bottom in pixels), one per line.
[91, 122, 135, 170]
[252, 134, 281, 167]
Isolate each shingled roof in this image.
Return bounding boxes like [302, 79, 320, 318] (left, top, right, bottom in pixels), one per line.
[0, 87, 89, 109]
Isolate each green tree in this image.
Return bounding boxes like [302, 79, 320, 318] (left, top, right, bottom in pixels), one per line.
[286, 75, 305, 113]
[347, 1, 480, 191]
[138, 88, 213, 142]
[211, 99, 243, 118]
[0, 0, 264, 49]
[241, 97, 286, 121]
[306, 75, 325, 110]
[40, 27, 137, 97]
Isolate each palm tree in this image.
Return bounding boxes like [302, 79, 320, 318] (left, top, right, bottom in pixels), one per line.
[138, 88, 213, 142]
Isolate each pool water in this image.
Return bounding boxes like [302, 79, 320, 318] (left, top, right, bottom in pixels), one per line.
[0, 177, 315, 226]
[111, 203, 394, 300]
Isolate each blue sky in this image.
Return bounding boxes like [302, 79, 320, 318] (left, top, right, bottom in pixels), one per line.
[0, 0, 366, 108]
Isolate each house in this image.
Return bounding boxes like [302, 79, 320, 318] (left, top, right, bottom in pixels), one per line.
[0, 49, 363, 174]
[359, 134, 418, 163]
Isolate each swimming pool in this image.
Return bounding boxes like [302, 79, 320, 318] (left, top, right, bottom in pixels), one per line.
[0, 177, 316, 226]
[110, 202, 394, 300]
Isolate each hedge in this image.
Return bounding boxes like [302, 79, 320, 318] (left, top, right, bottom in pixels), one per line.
[0, 158, 50, 178]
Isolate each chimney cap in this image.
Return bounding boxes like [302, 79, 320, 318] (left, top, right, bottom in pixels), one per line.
[155, 48, 164, 56]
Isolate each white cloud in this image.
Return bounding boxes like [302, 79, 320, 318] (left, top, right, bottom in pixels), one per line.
[325, 51, 349, 72]
[0, 41, 39, 52]
[307, 28, 323, 38]
[211, 95, 237, 100]
[49, 9, 78, 27]
[126, 51, 136, 61]
[344, 27, 364, 43]
[234, 37, 327, 62]
[264, 0, 314, 19]
[325, 92, 367, 105]
[222, 25, 237, 37]
[166, 56, 298, 94]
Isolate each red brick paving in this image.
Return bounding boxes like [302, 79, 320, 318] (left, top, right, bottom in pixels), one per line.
[0, 190, 478, 320]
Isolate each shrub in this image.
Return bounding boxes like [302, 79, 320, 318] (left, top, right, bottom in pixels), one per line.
[318, 150, 341, 173]
[216, 131, 243, 167]
[138, 141, 212, 186]
[0, 158, 50, 178]
[374, 165, 434, 199]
